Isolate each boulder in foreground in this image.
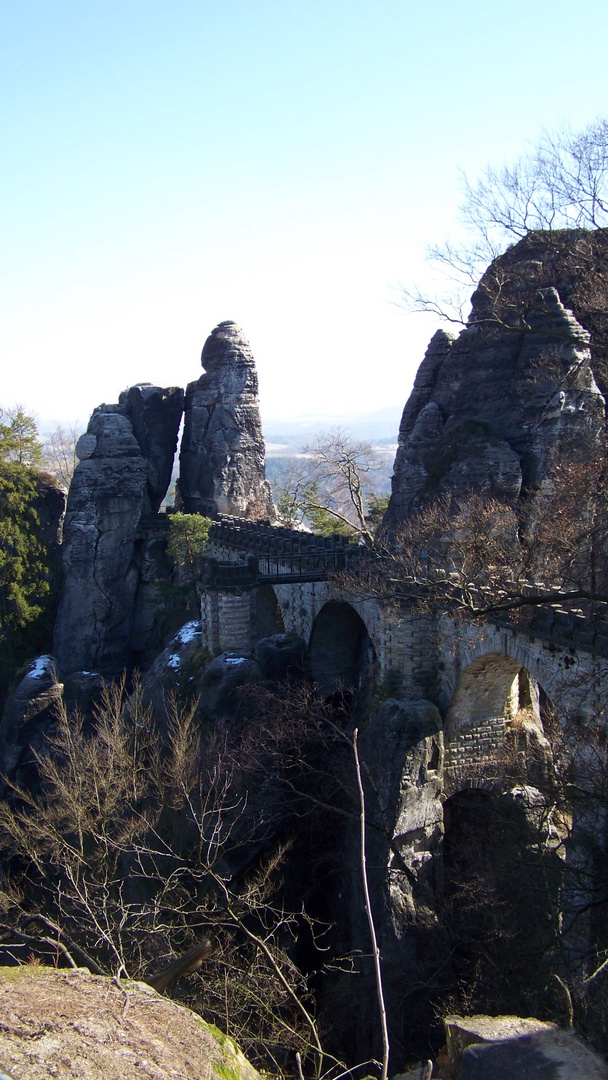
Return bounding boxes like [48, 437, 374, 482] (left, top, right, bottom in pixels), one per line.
[0, 966, 260, 1080]
[445, 1013, 608, 1080]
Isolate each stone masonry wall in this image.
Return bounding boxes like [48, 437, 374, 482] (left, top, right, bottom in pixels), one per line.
[200, 591, 253, 655]
[443, 717, 506, 779]
[437, 615, 608, 722]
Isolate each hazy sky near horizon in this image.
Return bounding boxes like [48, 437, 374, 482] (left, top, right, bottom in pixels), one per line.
[2, 0, 607, 430]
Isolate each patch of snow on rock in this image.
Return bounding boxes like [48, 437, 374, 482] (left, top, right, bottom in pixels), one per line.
[224, 656, 246, 666]
[176, 621, 202, 645]
[27, 656, 53, 679]
[167, 654, 181, 670]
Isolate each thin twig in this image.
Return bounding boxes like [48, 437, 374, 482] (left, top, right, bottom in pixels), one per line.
[353, 729, 390, 1080]
[553, 973, 574, 1027]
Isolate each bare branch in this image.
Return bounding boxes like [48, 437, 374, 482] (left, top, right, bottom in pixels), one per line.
[353, 729, 390, 1080]
[401, 118, 608, 322]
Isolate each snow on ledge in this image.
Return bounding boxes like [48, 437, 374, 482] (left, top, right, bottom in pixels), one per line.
[26, 656, 53, 679]
[176, 621, 202, 646]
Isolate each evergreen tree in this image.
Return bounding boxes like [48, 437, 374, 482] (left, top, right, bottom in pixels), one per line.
[0, 406, 43, 466]
[0, 410, 52, 698]
[167, 512, 211, 575]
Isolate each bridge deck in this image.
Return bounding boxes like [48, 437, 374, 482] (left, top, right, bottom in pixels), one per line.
[201, 515, 608, 658]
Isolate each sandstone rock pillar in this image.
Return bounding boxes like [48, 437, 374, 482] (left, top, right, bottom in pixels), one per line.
[384, 232, 607, 537]
[53, 386, 183, 677]
[178, 321, 274, 520]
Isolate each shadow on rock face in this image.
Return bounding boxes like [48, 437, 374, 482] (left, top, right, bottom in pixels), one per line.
[0, 656, 64, 793]
[139, 624, 264, 729]
[62, 670, 105, 717]
[139, 620, 207, 730]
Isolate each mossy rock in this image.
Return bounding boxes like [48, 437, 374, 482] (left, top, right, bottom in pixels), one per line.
[0, 966, 262, 1080]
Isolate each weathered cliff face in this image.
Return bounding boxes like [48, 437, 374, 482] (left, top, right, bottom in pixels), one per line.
[119, 383, 185, 514]
[178, 321, 274, 520]
[0, 656, 64, 794]
[330, 696, 444, 1067]
[53, 386, 183, 677]
[384, 230, 608, 534]
[52, 318, 275, 680]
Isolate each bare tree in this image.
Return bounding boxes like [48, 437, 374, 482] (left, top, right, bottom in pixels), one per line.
[276, 428, 389, 545]
[353, 729, 389, 1080]
[0, 678, 337, 1074]
[42, 422, 82, 490]
[402, 118, 608, 324]
[342, 436, 608, 624]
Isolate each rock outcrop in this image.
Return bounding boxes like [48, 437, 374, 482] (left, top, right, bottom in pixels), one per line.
[353, 696, 443, 1065]
[178, 321, 274, 519]
[445, 1013, 608, 1079]
[0, 966, 261, 1080]
[52, 319, 275, 681]
[119, 383, 185, 514]
[255, 632, 307, 679]
[139, 620, 207, 729]
[384, 231, 608, 534]
[53, 386, 183, 677]
[0, 656, 63, 792]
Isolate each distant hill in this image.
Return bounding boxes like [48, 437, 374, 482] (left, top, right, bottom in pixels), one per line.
[261, 405, 401, 501]
[261, 405, 402, 456]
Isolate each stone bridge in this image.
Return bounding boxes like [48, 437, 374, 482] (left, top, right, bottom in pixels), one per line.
[198, 514, 608, 984]
[200, 513, 608, 725]
[201, 516, 608, 919]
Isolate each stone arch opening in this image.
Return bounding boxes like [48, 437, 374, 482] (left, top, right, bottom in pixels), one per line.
[252, 584, 284, 643]
[440, 786, 564, 1016]
[308, 601, 375, 698]
[444, 653, 551, 785]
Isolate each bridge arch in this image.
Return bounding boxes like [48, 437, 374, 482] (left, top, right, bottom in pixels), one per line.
[252, 584, 285, 643]
[434, 615, 599, 723]
[435, 652, 566, 1013]
[443, 652, 552, 793]
[308, 600, 376, 697]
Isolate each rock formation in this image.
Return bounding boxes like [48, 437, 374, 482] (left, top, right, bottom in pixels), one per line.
[53, 386, 183, 677]
[446, 1014, 608, 1079]
[0, 966, 261, 1080]
[52, 320, 276, 680]
[384, 230, 608, 534]
[119, 383, 185, 514]
[0, 656, 63, 793]
[178, 321, 274, 519]
[8, 271, 608, 1074]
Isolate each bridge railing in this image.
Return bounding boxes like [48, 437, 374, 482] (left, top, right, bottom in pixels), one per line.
[490, 602, 608, 658]
[206, 515, 371, 583]
[198, 548, 372, 588]
[257, 547, 367, 582]
[203, 517, 608, 656]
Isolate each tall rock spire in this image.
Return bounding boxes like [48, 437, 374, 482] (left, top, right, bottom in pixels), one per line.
[178, 321, 274, 520]
[383, 230, 607, 536]
[53, 385, 183, 677]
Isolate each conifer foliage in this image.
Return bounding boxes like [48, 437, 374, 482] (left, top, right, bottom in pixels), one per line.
[0, 407, 52, 697]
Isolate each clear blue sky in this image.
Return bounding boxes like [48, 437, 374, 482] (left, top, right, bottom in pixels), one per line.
[1, 0, 607, 429]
